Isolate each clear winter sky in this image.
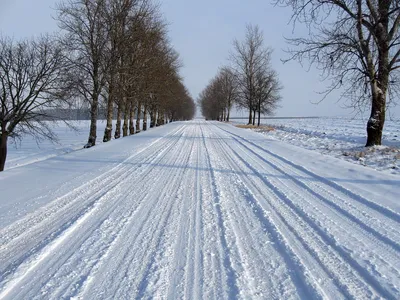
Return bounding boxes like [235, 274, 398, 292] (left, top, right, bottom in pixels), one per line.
[1, 0, 399, 118]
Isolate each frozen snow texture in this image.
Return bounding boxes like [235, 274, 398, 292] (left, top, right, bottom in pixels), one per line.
[5, 119, 147, 170]
[234, 117, 400, 175]
[0, 120, 399, 299]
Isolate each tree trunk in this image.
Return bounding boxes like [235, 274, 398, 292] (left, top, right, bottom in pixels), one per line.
[129, 102, 135, 135]
[366, 26, 389, 147]
[0, 131, 8, 172]
[114, 103, 122, 139]
[366, 88, 386, 146]
[143, 105, 148, 131]
[123, 99, 129, 137]
[103, 97, 113, 142]
[257, 110, 261, 127]
[248, 109, 252, 125]
[252, 110, 256, 125]
[85, 93, 99, 148]
[157, 111, 164, 126]
[103, 78, 114, 142]
[136, 102, 141, 133]
[156, 111, 160, 126]
[150, 110, 155, 128]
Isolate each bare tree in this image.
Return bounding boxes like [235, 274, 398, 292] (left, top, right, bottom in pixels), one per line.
[56, 0, 193, 146]
[231, 24, 271, 125]
[218, 67, 239, 122]
[147, 40, 182, 127]
[199, 74, 226, 121]
[102, 0, 130, 142]
[254, 68, 282, 126]
[0, 35, 71, 171]
[56, 0, 109, 148]
[107, 3, 168, 135]
[134, 11, 163, 130]
[278, 0, 400, 146]
[168, 80, 196, 121]
[199, 69, 237, 122]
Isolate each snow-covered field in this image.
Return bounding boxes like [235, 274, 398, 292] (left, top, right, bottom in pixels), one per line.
[6, 119, 147, 170]
[233, 117, 400, 175]
[1, 120, 399, 299]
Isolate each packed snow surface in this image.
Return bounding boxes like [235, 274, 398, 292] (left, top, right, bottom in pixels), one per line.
[0, 121, 399, 299]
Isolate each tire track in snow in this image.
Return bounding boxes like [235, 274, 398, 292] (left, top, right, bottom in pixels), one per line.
[37, 128, 190, 299]
[226, 148, 378, 299]
[189, 139, 205, 300]
[0, 125, 185, 268]
[185, 126, 206, 300]
[1, 127, 182, 245]
[206, 124, 327, 299]
[204, 127, 309, 298]
[1, 120, 399, 299]
[77, 124, 197, 299]
[234, 135, 400, 252]
[235, 138, 400, 276]
[212, 123, 398, 299]
[197, 123, 240, 299]
[221, 127, 400, 297]
[133, 126, 199, 299]
[165, 125, 204, 300]
[0, 125, 187, 299]
[218, 124, 400, 224]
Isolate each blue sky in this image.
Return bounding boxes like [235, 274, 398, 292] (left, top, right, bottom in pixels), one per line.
[1, 0, 399, 118]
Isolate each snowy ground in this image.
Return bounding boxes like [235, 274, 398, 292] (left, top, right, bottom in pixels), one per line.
[1, 120, 400, 299]
[5, 119, 147, 170]
[233, 117, 400, 176]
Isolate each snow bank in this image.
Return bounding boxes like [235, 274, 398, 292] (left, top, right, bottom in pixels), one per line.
[233, 117, 400, 175]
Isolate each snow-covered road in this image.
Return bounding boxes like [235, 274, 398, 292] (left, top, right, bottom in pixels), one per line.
[1, 121, 399, 299]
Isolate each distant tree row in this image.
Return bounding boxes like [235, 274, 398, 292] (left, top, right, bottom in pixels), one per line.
[199, 25, 282, 125]
[0, 0, 195, 171]
[199, 67, 238, 122]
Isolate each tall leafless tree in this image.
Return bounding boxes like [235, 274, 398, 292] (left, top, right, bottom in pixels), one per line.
[56, 0, 109, 148]
[0, 35, 71, 171]
[147, 40, 182, 127]
[55, 0, 193, 147]
[102, 0, 132, 142]
[254, 68, 282, 126]
[199, 74, 226, 121]
[217, 67, 239, 122]
[231, 24, 272, 125]
[278, 0, 400, 146]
